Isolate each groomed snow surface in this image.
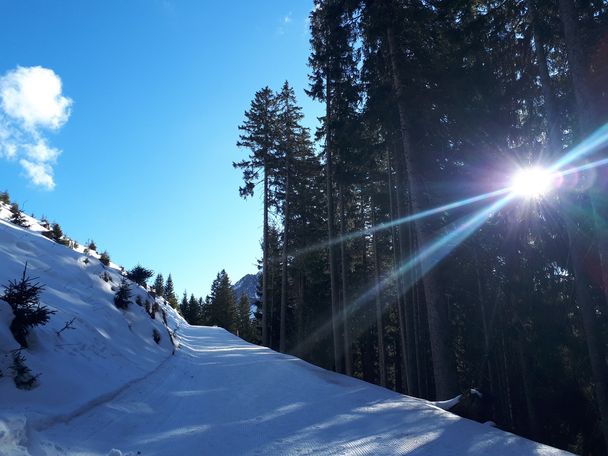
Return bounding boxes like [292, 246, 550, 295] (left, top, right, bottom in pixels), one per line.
[0, 205, 571, 455]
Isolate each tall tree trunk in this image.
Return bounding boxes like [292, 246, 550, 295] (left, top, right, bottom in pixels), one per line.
[371, 192, 387, 387]
[262, 167, 269, 347]
[387, 147, 409, 392]
[296, 269, 305, 356]
[386, 25, 458, 399]
[326, 75, 344, 374]
[279, 162, 290, 353]
[394, 154, 417, 395]
[339, 183, 353, 376]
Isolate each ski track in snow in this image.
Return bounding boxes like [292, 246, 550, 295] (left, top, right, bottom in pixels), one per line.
[0, 203, 571, 456]
[38, 326, 570, 456]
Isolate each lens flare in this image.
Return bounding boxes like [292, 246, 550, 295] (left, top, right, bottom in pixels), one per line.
[511, 167, 554, 198]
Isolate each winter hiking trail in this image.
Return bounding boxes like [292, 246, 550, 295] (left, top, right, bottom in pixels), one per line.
[37, 325, 569, 456]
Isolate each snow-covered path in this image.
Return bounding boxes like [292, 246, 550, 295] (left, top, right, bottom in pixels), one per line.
[39, 325, 569, 456]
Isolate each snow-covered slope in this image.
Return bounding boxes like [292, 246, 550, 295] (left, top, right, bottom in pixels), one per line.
[0, 203, 184, 455]
[0, 204, 570, 455]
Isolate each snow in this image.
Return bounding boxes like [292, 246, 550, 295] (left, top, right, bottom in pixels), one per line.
[0, 204, 572, 455]
[433, 394, 462, 411]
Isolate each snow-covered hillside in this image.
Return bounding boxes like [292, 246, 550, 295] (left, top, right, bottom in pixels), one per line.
[0, 204, 570, 455]
[0, 203, 184, 455]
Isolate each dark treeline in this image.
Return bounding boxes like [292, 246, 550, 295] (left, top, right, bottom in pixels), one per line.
[233, 0, 608, 453]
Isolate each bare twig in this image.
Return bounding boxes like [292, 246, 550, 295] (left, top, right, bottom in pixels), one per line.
[55, 317, 76, 336]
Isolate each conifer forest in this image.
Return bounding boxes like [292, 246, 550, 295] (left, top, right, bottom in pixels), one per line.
[229, 0, 608, 453]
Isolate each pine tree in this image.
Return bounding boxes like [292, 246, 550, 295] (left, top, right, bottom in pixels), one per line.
[153, 273, 164, 296]
[99, 251, 110, 267]
[187, 294, 200, 325]
[164, 274, 179, 309]
[0, 190, 9, 204]
[235, 86, 279, 347]
[127, 265, 154, 287]
[179, 291, 189, 320]
[113, 278, 131, 310]
[1, 264, 55, 348]
[274, 81, 315, 353]
[206, 270, 238, 333]
[9, 203, 28, 228]
[51, 223, 63, 242]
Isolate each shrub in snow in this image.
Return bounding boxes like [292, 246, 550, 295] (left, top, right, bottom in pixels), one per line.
[0, 190, 9, 204]
[100, 271, 112, 283]
[1, 264, 56, 348]
[11, 351, 39, 390]
[113, 278, 132, 310]
[40, 216, 50, 229]
[135, 296, 143, 307]
[9, 203, 29, 228]
[127, 265, 154, 287]
[100, 251, 111, 266]
[152, 328, 161, 344]
[87, 240, 97, 251]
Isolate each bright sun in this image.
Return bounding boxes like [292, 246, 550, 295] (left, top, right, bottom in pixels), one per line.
[511, 167, 554, 198]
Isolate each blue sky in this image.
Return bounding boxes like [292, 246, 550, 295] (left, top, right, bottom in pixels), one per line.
[0, 0, 322, 298]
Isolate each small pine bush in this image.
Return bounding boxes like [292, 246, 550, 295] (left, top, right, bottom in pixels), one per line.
[113, 278, 131, 309]
[11, 351, 39, 390]
[100, 251, 110, 266]
[88, 240, 97, 251]
[9, 203, 28, 228]
[1, 264, 56, 348]
[0, 190, 9, 204]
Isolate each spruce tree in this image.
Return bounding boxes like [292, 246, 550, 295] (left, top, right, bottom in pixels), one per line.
[9, 203, 28, 228]
[164, 274, 179, 309]
[235, 86, 279, 347]
[0, 190, 9, 204]
[179, 292, 189, 319]
[99, 251, 111, 267]
[187, 294, 200, 325]
[153, 273, 164, 296]
[206, 270, 237, 333]
[127, 265, 154, 287]
[113, 278, 131, 309]
[1, 264, 55, 348]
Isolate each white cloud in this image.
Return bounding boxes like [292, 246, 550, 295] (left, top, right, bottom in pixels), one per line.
[19, 159, 55, 190]
[0, 66, 71, 190]
[284, 12, 292, 23]
[0, 66, 72, 130]
[24, 139, 60, 162]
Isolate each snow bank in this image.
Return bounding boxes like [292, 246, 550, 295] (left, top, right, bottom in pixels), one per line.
[0, 203, 185, 453]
